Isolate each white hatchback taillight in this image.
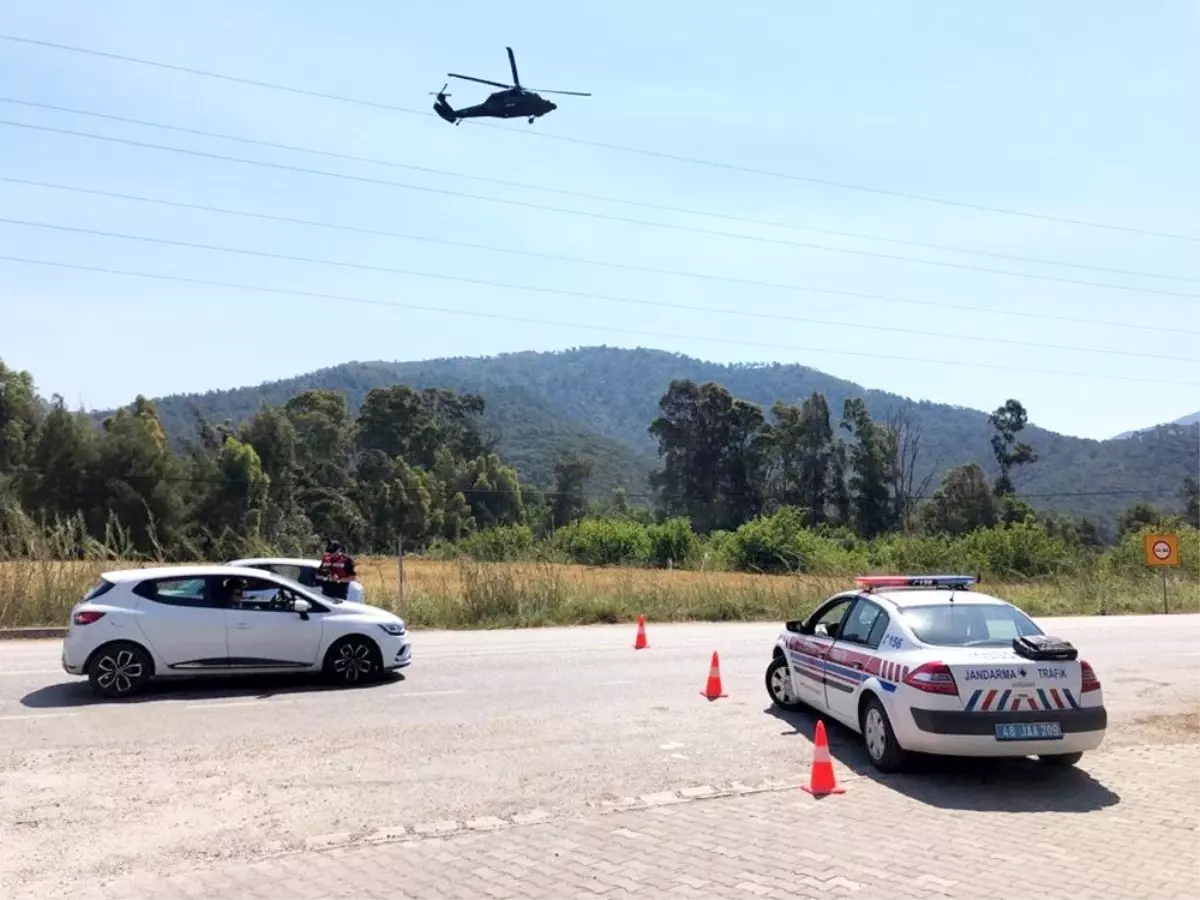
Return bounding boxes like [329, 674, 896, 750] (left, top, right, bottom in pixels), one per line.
[73, 610, 106, 626]
[903, 661, 959, 695]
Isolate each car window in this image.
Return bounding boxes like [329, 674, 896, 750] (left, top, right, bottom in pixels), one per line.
[82, 578, 116, 602]
[865, 609, 891, 649]
[838, 599, 885, 646]
[811, 597, 852, 638]
[265, 564, 305, 584]
[900, 603, 1043, 647]
[226, 578, 326, 614]
[134, 577, 211, 608]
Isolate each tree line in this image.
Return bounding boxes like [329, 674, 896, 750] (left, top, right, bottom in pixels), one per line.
[0, 358, 1194, 561]
[651, 380, 1054, 536]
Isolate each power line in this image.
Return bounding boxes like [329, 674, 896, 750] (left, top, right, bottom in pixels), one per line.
[5, 216, 1197, 363]
[62, 471, 1190, 504]
[4, 119, 1197, 301]
[2, 32, 1195, 243]
[3, 252, 1197, 387]
[8, 177, 1198, 342]
[4, 97, 1194, 286]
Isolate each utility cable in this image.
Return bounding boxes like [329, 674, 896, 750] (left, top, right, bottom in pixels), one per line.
[2, 96, 1192, 284]
[1, 251, 1195, 386]
[2, 32, 1195, 242]
[2, 119, 1196, 300]
[67, 471, 1193, 504]
[6, 176, 1196, 339]
[3, 216, 1196, 362]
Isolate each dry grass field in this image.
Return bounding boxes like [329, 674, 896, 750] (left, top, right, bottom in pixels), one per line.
[1, 555, 1194, 630]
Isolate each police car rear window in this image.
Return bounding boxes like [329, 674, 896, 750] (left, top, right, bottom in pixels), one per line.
[900, 603, 1042, 647]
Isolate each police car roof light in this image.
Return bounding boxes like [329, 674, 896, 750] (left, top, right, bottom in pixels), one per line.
[854, 574, 979, 591]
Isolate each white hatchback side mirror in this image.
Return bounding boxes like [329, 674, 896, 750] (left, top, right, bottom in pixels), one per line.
[293, 598, 311, 617]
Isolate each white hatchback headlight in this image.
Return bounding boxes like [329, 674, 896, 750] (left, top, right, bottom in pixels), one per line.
[377, 622, 407, 636]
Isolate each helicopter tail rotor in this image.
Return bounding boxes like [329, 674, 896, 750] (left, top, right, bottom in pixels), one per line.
[428, 83, 451, 97]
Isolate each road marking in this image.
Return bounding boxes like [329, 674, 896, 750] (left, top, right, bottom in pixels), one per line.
[596, 680, 635, 687]
[0, 669, 66, 676]
[393, 690, 466, 698]
[0, 712, 77, 721]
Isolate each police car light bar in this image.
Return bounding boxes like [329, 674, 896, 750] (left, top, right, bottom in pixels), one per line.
[854, 574, 979, 590]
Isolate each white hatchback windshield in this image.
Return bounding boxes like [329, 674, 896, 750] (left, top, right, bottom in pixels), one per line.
[901, 603, 1042, 647]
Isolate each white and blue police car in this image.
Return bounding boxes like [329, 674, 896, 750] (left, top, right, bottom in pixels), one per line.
[766, 574, 1107, 772]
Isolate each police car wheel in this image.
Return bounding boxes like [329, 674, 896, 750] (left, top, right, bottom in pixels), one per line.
[1037, 752, 1083, 767]
[861, 695, 906, 773]
[765, 655, 804, 711]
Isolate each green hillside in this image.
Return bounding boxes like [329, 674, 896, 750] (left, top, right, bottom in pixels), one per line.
[135, 346, 1198, 526]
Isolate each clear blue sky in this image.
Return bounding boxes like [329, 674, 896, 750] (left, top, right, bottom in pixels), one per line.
[1, 0, 1197, 440]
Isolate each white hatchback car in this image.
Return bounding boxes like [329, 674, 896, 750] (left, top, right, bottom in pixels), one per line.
[62, 565, 411, 699]
[766, 575, 1107, 772]
[226, 557, 366, 604]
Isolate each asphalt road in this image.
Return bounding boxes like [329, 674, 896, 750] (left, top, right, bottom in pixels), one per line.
[2, 615, 1198, 896]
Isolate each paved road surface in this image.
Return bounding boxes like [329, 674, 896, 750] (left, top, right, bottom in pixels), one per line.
[2, 616, 1198, 898]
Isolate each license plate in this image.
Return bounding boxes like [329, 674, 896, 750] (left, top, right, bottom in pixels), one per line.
[995, 721, 1063, 741]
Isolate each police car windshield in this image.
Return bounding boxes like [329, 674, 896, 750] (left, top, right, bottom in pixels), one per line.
[901, 603, 1042, 647]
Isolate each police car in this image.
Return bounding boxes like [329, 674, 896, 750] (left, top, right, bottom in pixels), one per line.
[766, 575, 1107, 772]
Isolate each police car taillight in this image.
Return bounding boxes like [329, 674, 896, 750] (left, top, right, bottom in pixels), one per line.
[1080, 660, 1101, 693]
[903, 661, 959, 695]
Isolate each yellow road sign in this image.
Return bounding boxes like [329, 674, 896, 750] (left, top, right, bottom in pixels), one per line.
[1144, 533, 1179, 567]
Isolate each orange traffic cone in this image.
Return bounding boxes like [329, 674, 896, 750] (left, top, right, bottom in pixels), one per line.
[700, 651, 727, 700]
[801, 720, 844, 796]
[633, 615, 648, 650]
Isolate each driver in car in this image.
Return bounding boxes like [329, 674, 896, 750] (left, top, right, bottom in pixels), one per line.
[222, 576, 247, 608]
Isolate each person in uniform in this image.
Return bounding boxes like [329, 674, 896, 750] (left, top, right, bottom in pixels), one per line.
[315, 539, 356, 601]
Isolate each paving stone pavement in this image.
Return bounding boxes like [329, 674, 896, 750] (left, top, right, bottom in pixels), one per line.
[68, 743, 1200, 899]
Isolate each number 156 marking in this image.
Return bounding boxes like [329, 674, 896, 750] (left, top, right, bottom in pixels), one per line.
[884, 635, 904, 650]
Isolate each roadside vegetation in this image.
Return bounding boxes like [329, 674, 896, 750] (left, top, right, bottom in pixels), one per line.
[1, 514, 1195, 629]
[2, 357, 1196, 628]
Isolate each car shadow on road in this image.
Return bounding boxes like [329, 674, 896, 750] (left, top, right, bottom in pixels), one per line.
[20, 671, 404, 709]
[766, 705, 1121, 814]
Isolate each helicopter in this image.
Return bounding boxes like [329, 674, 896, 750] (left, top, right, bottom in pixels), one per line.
[431, 46, 590, 125]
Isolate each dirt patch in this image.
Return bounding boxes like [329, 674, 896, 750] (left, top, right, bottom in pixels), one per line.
[1133, 711, 1199, 741]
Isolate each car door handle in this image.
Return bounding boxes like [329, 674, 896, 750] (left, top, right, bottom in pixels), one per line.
[234, 622, 251, 629]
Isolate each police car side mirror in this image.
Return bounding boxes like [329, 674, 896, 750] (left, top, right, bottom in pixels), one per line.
[785, 619, 807, 634]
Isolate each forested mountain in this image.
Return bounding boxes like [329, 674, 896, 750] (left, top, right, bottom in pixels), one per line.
[1113, 411, 1200, 440]
[136, 346, 1197, 526]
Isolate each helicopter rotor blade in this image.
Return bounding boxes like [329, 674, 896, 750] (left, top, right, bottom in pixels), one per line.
[529, 88, 592, 96]
[506, 46, 520, 88]
[447, 73, 511, 89]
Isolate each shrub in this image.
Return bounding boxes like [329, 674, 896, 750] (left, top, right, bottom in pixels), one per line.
[555, 517, 651, 566]
[645, 517, 699, 567]
[724, 508, 868, 575]
[960, 522, 1070, 577]
[455, 524, 536, 562]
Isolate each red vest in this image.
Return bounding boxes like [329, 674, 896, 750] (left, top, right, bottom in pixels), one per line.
[320, 551, 348, 581]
